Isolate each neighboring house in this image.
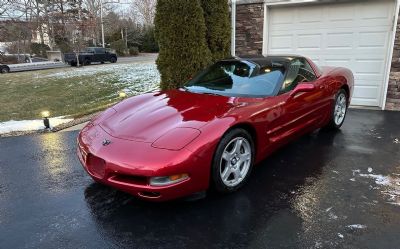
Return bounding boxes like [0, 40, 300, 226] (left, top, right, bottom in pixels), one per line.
[31, 24, 51, 46]
[0, 21, 51, 47]
[231, 0, 400, 111]
[0, 42, 10, 53]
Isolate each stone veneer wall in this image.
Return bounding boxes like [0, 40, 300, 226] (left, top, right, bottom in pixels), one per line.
[235, 3, 264, 56]
[386, 19, 400, 111]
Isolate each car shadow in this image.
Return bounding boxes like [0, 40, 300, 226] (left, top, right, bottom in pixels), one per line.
[83, 129, 342, 248]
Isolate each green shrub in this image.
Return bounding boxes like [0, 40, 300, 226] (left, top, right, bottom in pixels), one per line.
[155, 0, 211, 90]
[140, 26, 159, 53]
[55, 35, 72, 53]
[201, 0, 231, 62]
[110, 39, 126, 56]
[30, 43, 50, 57]
[129, 47, 139, 56]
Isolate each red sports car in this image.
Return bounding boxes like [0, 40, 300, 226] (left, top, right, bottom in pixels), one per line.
[77, 55, 353, 201]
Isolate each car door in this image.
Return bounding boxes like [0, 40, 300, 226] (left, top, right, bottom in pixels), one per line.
[94, 48, 106, 62]
[279, 58, 325, 141]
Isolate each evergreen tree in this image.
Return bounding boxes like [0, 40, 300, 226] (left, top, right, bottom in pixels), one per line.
[155, 0, 211, 90]
[201, 0, 231, 62]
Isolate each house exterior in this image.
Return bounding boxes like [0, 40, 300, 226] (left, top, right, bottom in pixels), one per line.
[231, 0, 400, 110]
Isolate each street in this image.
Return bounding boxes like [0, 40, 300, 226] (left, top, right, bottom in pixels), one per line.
[0, 109, 399, 249]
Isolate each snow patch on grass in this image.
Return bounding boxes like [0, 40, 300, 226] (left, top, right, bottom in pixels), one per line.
[0, 117, 73, 134]
[47, 62, 160, 96]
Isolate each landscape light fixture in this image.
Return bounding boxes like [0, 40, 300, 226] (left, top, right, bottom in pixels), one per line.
[41, 111, 51, 129]
[119, 91, 127, 98]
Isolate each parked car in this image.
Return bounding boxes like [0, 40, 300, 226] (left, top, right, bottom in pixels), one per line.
[0, 64, 10, 73]
[77, 55, 354, 201]
[64, 47, 117, 66]
[0, 61, 65, 73]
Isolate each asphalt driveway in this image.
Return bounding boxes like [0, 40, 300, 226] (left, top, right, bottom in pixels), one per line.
[0, 109, 399, 249]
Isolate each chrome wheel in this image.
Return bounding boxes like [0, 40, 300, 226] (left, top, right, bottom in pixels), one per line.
[334, 93, 347, 126]
[219, 137, 252, 187]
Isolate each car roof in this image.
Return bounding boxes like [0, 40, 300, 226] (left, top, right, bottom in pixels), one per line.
[222, 54, 304, 67]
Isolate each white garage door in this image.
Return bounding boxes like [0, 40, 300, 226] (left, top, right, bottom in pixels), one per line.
[267, 1, 395, 107]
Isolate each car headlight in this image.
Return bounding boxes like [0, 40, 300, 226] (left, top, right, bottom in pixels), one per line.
[152, 127, 201, 151]
[149, 174, 189, 186]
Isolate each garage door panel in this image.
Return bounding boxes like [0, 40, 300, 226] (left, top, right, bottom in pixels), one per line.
[297, 7, 323, 23]
[353, 85, 382, 99]
[351, 98, 380, 106]
[355, 78, 383, 86]
[354, 59, 385, 74]
[268, 1, 395, 107]
[297, 34, 322, 50]
[270, 10, 294, 25]
[360, 2, 393, 20]
[324, 59, 352, 69]
[326, 33, 353, 49]
[358, 32, 390, 48]
[327, 5, 355, 21]
[270, 35, 293, 50]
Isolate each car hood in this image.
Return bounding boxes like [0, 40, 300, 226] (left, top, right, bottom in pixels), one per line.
[99, 90, 239, 142]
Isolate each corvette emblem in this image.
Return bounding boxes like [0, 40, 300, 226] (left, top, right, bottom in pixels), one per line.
[102, 139, 112, 146]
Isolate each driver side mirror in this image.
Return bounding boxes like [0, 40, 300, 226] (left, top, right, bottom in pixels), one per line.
[289, 83, 315, 98]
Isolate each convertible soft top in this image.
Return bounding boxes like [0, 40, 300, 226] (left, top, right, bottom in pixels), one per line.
[223, 54, 304, 68]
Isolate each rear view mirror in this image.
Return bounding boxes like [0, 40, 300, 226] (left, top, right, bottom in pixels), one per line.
[290, 83, 315, 97]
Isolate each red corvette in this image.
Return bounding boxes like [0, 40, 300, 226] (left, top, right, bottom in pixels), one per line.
[77, 55, 353, 201]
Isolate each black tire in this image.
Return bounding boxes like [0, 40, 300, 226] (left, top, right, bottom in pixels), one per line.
[110, 57, 117, 63]
[325, 89, 348, 130]
[83, 58, 91, 66]
[101, 61, 105, 64]
[70, 61, 77, 67]
[211, 128, 255, 193]
[1, 66, 10, 74]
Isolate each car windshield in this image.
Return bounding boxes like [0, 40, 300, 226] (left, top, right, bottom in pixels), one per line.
[82, 48, 95, 53]
[184, 61, 285, 97]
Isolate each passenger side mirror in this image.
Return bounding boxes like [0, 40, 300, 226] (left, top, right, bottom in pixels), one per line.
[290, 83, 315, 98]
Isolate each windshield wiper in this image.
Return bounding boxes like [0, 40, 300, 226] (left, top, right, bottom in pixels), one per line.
[200, 92, 224, 96]
[180, 86, 190, 92]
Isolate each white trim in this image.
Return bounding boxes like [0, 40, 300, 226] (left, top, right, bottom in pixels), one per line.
[263, 0, 398, 109]
[382, 0, 400, 110]
[262, 2, 268, 55]
[231, 0, 237, 57]
[265, 0, 320, 6]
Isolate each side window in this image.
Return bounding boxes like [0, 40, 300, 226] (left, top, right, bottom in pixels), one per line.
[95, 48, 105, 54]
[280, 58, 317, 94]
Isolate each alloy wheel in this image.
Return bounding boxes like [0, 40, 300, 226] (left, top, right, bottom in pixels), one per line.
[219, 137, 252, 187]
[334, 93, 347, 126]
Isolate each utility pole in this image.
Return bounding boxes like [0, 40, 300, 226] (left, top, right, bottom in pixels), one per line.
[100, 0, 105, 48]
[100, 0, 128, 48]
[125, 27, 128, 49]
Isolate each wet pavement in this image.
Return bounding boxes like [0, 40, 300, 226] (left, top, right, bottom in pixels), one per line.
[0, 109, 399, 249]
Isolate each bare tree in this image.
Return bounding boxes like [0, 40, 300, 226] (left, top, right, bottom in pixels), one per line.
[1, 0, 154, 57]
[0, 0, 15, 17]
[130, 0, 155, 26]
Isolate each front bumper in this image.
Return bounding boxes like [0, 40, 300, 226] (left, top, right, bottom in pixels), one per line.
[77, 123, 210, 201]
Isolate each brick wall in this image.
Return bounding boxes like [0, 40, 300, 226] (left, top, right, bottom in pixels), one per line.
[235, 3, 264, 56]
[386, 19, 400, 111]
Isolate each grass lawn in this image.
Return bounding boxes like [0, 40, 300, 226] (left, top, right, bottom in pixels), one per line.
[0, 62, 160, 122]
